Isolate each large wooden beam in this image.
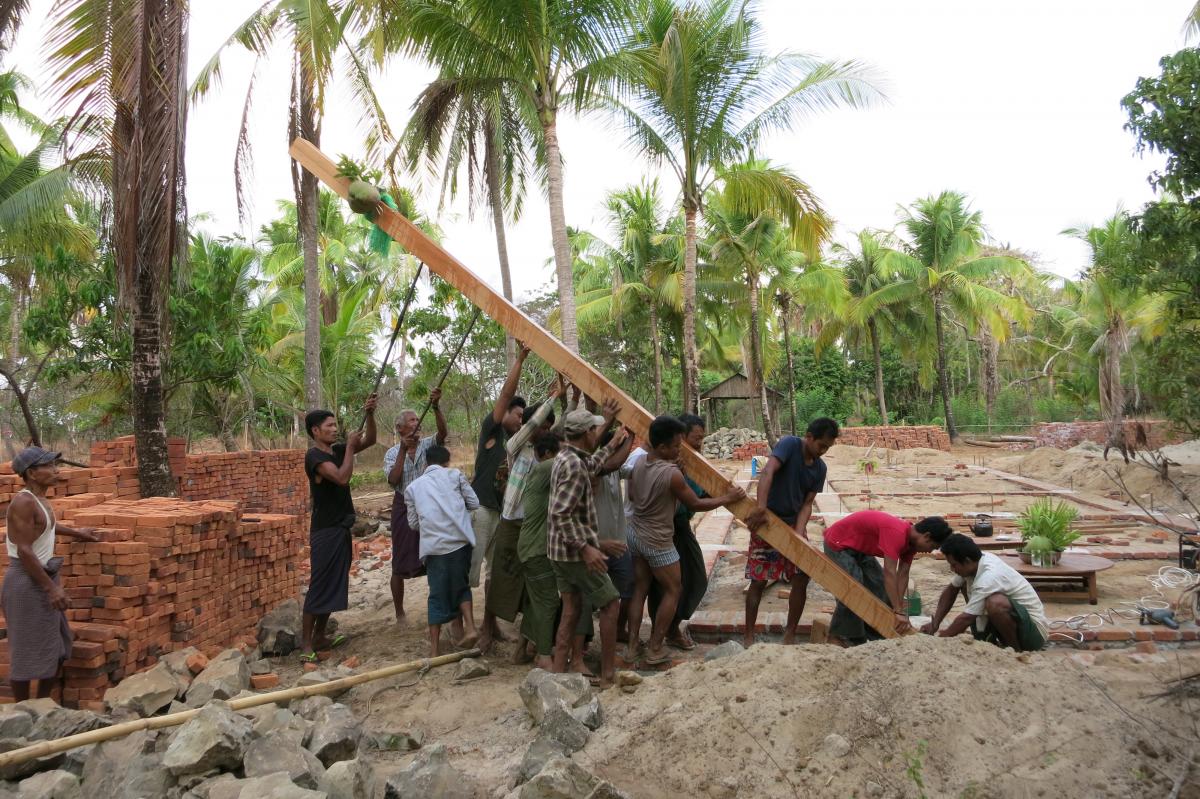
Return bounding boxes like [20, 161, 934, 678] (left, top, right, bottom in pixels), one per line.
[289, 138, 899, 639]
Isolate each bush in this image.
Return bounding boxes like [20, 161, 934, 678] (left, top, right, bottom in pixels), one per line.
[793, 387, 852, 425]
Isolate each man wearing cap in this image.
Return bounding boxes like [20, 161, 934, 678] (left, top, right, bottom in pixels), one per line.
[3, 447, 98, 701]
[547, 400, 628, 687]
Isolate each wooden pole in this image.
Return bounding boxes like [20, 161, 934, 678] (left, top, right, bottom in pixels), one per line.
[288, 138, 900, 641]
[0, 649, 479, 769]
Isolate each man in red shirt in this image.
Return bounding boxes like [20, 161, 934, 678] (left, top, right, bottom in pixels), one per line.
[822, 510, 951, 645]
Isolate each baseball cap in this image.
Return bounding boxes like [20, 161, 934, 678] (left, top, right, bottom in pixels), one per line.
[11, 446, 61, 476]
[562, 409, 606, 436]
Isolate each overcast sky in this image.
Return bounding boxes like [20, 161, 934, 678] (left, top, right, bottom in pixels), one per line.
[9, 1, 1192, 302]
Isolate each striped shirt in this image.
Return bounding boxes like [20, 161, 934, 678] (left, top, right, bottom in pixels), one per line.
[500, 399, 557, 521]
[547, 438, 621, 562]
[383, 435, 437, 494]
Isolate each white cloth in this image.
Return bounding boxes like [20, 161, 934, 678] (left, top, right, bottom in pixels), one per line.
[951, 552, 1049, 638]
[620, 447, 648, 524]
[383, 434, 437, 494]
[405, 465, 480, 561]
[6, 490, 56, 565]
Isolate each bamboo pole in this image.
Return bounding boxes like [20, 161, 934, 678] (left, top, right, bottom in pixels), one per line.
[0, 649, 479, 769]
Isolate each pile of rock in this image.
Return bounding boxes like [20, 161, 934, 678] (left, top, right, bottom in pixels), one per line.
[0, 690, 376, 798]
[702, 428, 766, 460]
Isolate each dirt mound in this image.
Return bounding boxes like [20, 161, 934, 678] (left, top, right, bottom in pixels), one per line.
[1161, 439, 1200, 467]
[990, 447, 1200, 513]
[827, 443, 959, 467]
[578, 636, 1192, 798]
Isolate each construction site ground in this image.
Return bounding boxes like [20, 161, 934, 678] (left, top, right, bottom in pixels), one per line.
[302, 439, 1200, 796]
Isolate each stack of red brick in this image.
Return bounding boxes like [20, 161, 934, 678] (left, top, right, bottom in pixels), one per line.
[1033, 421, 1187, 450]
[0, 495, 305, 709]
[732, 442, 770, 459]
[837, 425, 951, 452]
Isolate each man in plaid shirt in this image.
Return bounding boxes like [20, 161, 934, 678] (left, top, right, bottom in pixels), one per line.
[548, 400, 629, 687]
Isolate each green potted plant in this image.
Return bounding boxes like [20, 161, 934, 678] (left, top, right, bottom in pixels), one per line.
[1018, 498, 1081, 565]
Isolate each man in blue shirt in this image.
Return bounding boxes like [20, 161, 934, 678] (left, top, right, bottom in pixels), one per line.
[743, 417, 839, 647]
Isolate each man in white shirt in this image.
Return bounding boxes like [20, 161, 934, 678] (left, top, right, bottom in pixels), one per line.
[922, 534, 1049, 651]
[405, 446, 480, 657]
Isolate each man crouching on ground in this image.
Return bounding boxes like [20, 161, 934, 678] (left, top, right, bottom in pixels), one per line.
[406, 446, 481, 657]
[922, 533, 1048, 651]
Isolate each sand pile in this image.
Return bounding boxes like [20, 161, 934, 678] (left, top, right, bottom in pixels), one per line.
[827, 443, 960, 467]
[1161, 439, 1200, 467]
[991, 447, 1200, 512]
[577, 636, 1192, 798]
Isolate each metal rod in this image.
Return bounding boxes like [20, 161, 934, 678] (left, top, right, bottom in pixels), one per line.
[358, 262, 425, 432]
[416, 307, 481, 429]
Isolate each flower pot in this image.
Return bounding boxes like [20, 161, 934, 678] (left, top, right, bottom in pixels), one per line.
[1018, 550, 1061, 567]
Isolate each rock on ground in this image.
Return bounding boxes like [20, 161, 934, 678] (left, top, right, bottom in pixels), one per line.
[28, 709, 106, 742]
[0, 740, 61, 782]
[318, 759, 376, 799]
[365, 728, 423, 752]
[291, 696, 333, 721]
[517, 738, 568, 784]
[243, 731, 326, 788]
[15, 770, 79, 799]
[186, 650, 250, 707]
[80, 730, 165, 796]
[454, 658, 491, 682]
[518, 671, 594, 725]
[161, 701, 253, 776]
[534, 706, 589, 754]
[104, 661, 182, 717]
[508, 756, 628, 799]
[384, 744, 477, 799]
[0, 711, 31, 741]
[304, 704, 363, 767]
[207, 771, 328, 799]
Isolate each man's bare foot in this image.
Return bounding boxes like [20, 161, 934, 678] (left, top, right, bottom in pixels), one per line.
[782, 629, 797, 645]
[643, 646, 670, 666]
[450, 619, 464, 640]
[456, 631, 479, 650]
[489, 624, 512, 643]
[621, 646, 639, 664]
[665, 630, 696, 650]
[511, 641, 535, 665]
[742, 634, 756, 649]
[477, 632, 494, 654]
[569, 660, 596, 678]
[825, 635, 849, 648]
[534, 655, 554, 670]
[395, 613, 408, 628]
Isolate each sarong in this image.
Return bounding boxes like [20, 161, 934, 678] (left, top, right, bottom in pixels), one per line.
[484, 517, 525, 622]
[390, 492, 425, 579]
[426, 545, 473, 625]
[824, 543, 889, 643]
[303, 525, 352, 615]
[520, 556, 596, 656]
[648, 515, 709, 624]
[1, 557, 72, 681]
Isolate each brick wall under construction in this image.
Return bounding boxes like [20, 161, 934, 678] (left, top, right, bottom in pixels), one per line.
[0, 440, 311, 708]
[1033, 421, 1188, 451]
[835, 425, 952, 452]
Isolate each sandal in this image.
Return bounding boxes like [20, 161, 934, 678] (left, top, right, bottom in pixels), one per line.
[299, 651, 319, 664]
[666, 633, 697, 651]
[329, 633, 348, 649]
[643, 649, 671, 666]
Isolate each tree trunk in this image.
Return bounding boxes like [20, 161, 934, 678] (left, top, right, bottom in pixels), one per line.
[120, 0, 187, 498]
[681, 202, 700, 414]
[745, 268, 775, 446]
[981, 326, 999, 432]
[320, 290, 337, 327]
[540, 112, 578, 353]
[8, 277, 23, 361]
[297, 63, 322, 409]
[933, 296, 959, 442]
[1100, 326, 1126, 452]
[0, 366, 39, 446]
[868, 317, 887, 425]
[777, 293, 797, 435]
[649, 302, 663, 414]
[484, 133, 517, 369]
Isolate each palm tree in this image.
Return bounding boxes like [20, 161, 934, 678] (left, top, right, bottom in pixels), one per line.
[394, 0, 629, 354]
[817, 230, 910, 424]
[1062, 213, 1167, 457]
[46, 0, 188, 496]
[876, 192, 1031, 442]
[194, 0, 395, 409]
[573, 180, 675, 411]
[402, 74, 538, 368]
[610, 0, 881, 412]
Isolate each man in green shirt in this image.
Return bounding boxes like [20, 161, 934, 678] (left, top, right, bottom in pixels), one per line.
[516, 433, 592, 670]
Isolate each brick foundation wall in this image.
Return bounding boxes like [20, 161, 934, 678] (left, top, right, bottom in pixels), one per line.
[835, 425, 951, 452]
[1033, 420, 1188, 450]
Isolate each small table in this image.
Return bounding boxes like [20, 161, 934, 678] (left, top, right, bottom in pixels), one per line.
[998, 553, 1115, 605]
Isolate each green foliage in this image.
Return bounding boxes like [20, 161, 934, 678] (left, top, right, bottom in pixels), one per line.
[904, 739, 929, 799]
[1018, 498, 1081, 551]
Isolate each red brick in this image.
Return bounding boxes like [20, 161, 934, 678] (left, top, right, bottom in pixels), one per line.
[1153, 629, 1180, 642]
[1135, 641, 1159, 654]
[185, 652, 208, 674]
[1097, 629, 1133, 641]
[249, 673, 280, 690]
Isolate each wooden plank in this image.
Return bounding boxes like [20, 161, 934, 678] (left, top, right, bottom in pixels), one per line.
[288, 137, 900, 639]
